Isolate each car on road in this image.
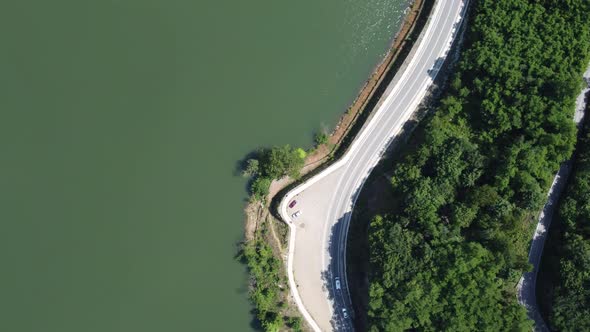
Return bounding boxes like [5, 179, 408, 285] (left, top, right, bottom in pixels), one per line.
[291, 210, 301, 218]
[289, 200, 297, 208]
[342, 308, 348, 319]
[335, 277, 341, 290]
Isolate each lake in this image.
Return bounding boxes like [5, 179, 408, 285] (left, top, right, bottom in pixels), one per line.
[0, 0, 409, 330]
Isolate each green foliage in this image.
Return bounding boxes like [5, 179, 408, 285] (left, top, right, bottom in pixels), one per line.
[295, 148, 307, 160]
[368, 0, 590, 330]
[262, 313, 283, 332]
[242, 234, 281, 326]
[543, 116, 590, 331]
[241, 224, 301, 331]
[260, 145, 305, 179]
[286, 316, 303, 332]
[369, 215, 534, 331]
[251, 177, 271, 201]
[314, 131, 329, 146]
[244, 145, 306, 201]
[242, 158, 260, 177]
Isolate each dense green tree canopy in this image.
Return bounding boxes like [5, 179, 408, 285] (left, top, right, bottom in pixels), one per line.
[260, 145, 305, 179]
[244, 145, 306, 201]
[541, 116, 590, 331]
[368, 0, 590, 330]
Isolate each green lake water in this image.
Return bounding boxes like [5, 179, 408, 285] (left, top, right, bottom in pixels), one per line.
[0, 1, 409, 331]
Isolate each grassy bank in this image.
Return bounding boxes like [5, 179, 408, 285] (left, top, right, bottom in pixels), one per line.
[239, 209, 303, 332]
[537, 97, 590, 331]
[364, 0, 590, 330]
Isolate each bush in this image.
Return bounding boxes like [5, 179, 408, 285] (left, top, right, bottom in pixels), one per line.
[286, 316, 302, 332]
[251, 177, 271, 201]
[314, 132, 329, 146]
[240, 222, 303, 331]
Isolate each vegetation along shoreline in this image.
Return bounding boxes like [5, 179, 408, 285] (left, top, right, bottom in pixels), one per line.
[237, 0, 435, 330]
[238, 0, 590, 331]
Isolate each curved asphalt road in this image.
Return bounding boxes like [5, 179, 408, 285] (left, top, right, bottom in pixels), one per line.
[516, 64, 590, 332]
[279, 1, 468, 330]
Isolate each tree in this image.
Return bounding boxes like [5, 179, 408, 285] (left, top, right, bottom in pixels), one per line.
[286, 316, 302, 332]
[314, 132, 329, 146]
[242, 158, 259, 177]
[366, 0, 590, 329]
[250, 177, 271, 201]
[260, 145, 305, 179]
[541, 115, 590, 331]
[262, 313, 283, 332]
[513, 171, 545, 211]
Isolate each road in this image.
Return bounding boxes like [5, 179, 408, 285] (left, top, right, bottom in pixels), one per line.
[278, 0, 468, 331]
[516, 64, 590, 332]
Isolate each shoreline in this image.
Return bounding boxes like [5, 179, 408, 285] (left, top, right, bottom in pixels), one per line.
[245, 0, 428, 242]
[240, 1, 435, 330]
[290, 0, 426, 178]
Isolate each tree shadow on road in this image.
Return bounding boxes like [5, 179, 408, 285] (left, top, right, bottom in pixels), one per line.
[321, 210, 354, 332]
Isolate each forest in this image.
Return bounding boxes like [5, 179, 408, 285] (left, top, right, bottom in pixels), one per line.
[538, 110, 590, 331]
[367, 0, 590, 330]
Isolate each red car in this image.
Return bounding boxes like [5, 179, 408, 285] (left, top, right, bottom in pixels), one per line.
[289, 200, 297, 208]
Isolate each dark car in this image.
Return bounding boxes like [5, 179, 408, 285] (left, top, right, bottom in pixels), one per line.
[289, 200, 297, 208]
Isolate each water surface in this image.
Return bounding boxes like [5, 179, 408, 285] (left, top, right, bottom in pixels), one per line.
[0, 0, 409, 330]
